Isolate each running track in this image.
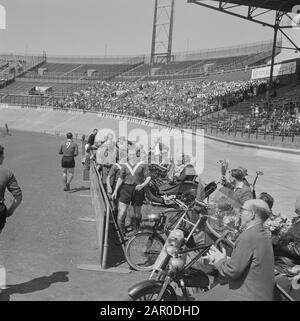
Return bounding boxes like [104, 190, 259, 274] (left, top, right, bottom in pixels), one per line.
[0, 110, 299, 300]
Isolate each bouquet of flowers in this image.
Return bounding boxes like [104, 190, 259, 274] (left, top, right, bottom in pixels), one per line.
[264, 212, 293, 244]
[207, 200, 240, 242]
[217, 159, 229, 177]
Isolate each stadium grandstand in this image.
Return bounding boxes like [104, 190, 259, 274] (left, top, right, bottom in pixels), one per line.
[0, 1, 299, 139]
[0, 38, 299, 134]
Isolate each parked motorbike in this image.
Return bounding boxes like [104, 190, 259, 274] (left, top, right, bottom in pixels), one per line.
[125, 182, 218, 272]
[127, 199, 235, 301]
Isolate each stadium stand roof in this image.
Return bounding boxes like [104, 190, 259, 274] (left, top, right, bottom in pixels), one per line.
[188, 0, 300, 82]
[189, 0, 300, 13]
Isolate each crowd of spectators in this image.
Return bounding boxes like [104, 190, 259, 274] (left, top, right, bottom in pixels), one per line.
[250, 106, 300, 136]
[47, 79, 267, 125]
[216, 104, 300, 136]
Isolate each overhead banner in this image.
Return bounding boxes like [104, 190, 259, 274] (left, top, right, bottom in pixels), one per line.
[251, 61, 297, 80]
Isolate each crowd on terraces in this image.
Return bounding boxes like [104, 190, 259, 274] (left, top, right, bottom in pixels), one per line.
[47, 79, 267, 125]
[217, 103, 300, 136]
[250, 105, 300, 136]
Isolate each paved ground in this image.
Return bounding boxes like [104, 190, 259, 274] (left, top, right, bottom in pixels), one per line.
[0, 131, 148, 301]
[0, 122, 299, 300]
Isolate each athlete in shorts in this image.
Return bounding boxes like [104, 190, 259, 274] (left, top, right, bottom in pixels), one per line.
[59, 132, 79, 191]
[112, 148, 151, 236]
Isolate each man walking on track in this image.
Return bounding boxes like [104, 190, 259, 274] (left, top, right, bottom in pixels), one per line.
[59, 132, 79, 191]
[0, 145, 22, 234]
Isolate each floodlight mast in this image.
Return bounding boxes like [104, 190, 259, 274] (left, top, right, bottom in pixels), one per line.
[150, 0, 175, 65]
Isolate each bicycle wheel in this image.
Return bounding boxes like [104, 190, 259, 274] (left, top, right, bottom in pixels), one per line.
[125, 231, 165, 272]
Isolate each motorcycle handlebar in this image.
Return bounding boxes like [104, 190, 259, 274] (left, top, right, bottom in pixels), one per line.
[214, 231, 235, 250]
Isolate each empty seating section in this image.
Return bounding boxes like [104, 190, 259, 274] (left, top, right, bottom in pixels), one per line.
[0, 94, 50, 106]
[0, 80, 87, 96]
[20, 62, 141, 80]
[123, 55, 262, 79]
[42, 63, 81, 73]
[11, 41, 275, 82]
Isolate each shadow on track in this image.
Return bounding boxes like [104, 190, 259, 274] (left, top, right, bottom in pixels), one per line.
[68, 186, 90, 193]
[0, 271, 69, 301]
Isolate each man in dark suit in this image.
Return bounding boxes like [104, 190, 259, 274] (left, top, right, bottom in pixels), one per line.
[206, 199, 274, 301]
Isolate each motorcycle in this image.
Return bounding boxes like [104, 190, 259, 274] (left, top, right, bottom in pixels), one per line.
[127, 199, 236, 301]
[125, 181, 218, 272]
[127, 199, 300, 301]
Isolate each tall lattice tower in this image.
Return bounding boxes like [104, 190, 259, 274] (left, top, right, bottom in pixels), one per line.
[150, 0, 175, 65]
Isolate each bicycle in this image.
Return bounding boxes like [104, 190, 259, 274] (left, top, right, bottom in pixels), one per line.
[125, 197, 189, 272]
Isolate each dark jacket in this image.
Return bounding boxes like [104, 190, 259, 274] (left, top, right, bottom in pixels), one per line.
[233, 183, 253, 207]
[220, 182, 253, 209]
[0, 166, 22, 231]
[0, 166, 22, 202]
[215, 224, 275, 301]
[59, 140, 79, 157]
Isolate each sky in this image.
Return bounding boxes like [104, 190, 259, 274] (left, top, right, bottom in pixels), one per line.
[0, 0, 299, 62]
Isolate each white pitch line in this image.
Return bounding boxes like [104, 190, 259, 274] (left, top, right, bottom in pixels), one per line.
[78, 194, 91, 197]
